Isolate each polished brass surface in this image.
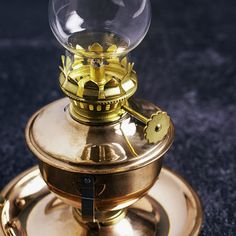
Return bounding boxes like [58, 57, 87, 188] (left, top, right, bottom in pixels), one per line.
[0, 1, 203, 234]
[59, 43, 138, 123]
[122, 105, 171, 144]
[73, 208, 126, 226]
[25, 98, 174, 223]
[38, 158, 162, 212]
[0, 167, 203, 236]
[25, 98, 174, 170]
[59, 42, 171, 145]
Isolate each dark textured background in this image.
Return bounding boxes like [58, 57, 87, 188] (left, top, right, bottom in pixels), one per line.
[0, 0, 235, 235]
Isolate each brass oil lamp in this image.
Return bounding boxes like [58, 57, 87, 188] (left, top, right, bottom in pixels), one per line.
[0, 1, 203, 235]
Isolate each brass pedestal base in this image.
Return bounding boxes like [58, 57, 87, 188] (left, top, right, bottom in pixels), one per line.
[0, 167, 202, 236]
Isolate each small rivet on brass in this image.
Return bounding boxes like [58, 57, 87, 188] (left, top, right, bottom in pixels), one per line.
[84, 178, 92, 184]
[155, 124, 162, 132]
[106, 105, 111, 111]
[80, 103, 84, 109]
[7, 219, 17, 228]
[15, 198, 26, 209]
[89, 105, 94, 111]
[97, 105, 102, 111]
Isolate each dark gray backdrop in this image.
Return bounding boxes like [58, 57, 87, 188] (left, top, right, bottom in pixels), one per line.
[0, 0, 235, 235]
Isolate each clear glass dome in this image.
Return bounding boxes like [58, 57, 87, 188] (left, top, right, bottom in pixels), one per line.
[49, 0, 151, 57]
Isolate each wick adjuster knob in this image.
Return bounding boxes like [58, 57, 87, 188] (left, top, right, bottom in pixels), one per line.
[123, 105, 171, 144]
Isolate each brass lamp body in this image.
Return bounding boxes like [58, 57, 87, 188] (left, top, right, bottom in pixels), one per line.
[25, 43, 174, 233]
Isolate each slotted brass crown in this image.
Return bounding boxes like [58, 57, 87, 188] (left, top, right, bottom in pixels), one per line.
[59, 43, 137, 123]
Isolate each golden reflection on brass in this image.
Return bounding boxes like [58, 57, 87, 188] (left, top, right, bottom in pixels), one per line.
[21, 96, 178, 234]
[0, 0, 203, 233]
[120, 126, 138, 157]
[59, 43, 171, 146]
[0, 167, 202, 236]
[59, 43, 138, 124]
[45, 197, 69, 214]
[122, 105, 171, 144]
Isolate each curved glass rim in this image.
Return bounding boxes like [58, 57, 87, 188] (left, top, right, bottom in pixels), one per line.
[48, 0, 152, 57]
